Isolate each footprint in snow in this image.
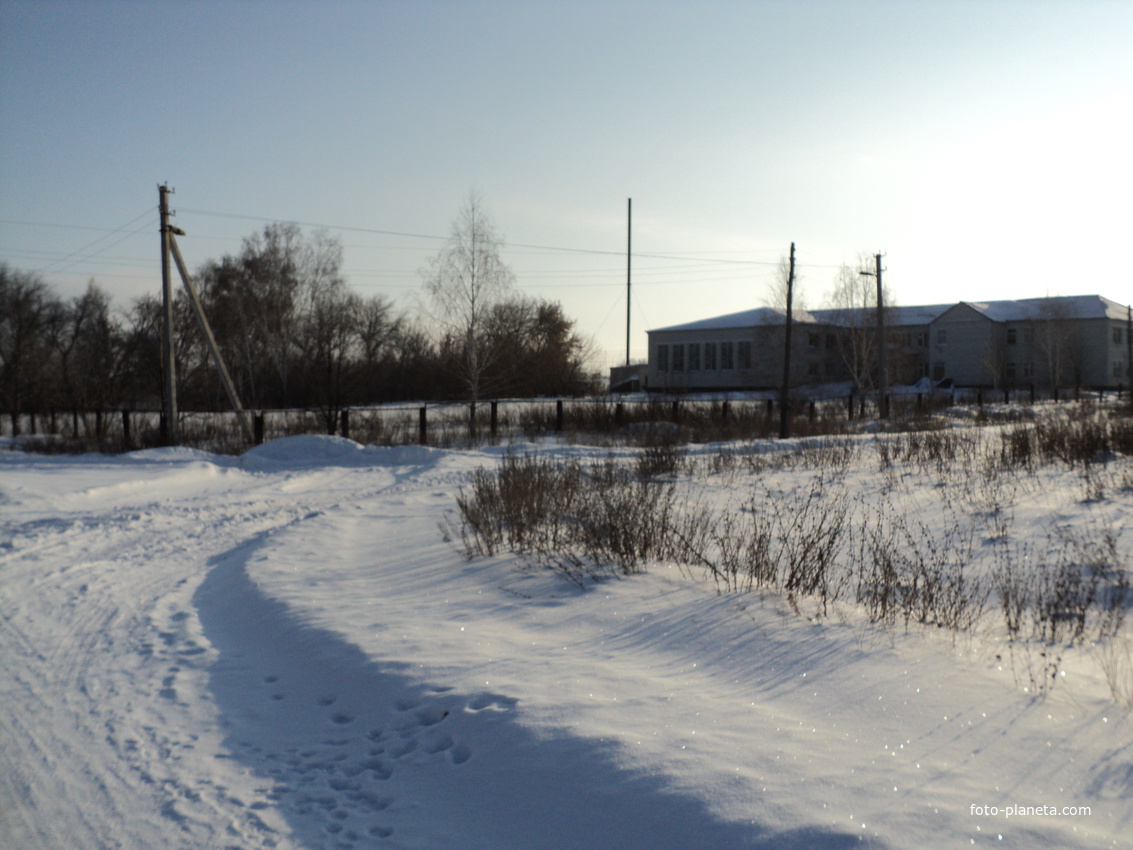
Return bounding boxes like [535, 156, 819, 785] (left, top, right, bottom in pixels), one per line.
[450, 743, 472, 764]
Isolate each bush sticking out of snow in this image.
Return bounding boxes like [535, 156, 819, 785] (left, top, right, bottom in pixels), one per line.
[453, 407, 1133, 699]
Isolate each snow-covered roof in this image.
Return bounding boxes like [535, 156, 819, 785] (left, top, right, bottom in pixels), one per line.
[650, 295, 1126, 334]
[651, 306, 822, 333]
[959, 295, 1127, 323]
[809, 304, 953, 327]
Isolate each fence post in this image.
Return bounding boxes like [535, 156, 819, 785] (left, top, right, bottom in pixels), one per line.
[809, 400, 816, 422]
[847, 390, 854, 420]
[254, 412, 265, 445]
[122, 410, 131, 450]
[721, 400, 730, 422]
[340, 409, 350, 440]
[766, 398, 773, 418]
[615, 401, 624, 426]
[490, 401, 498, 439]
[556, 399, 565, 432]
[671, 400, 680, 423]
[419, 407, 427, 444]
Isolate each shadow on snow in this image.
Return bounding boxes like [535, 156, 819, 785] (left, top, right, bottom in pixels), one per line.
[195, 531, 874, 850]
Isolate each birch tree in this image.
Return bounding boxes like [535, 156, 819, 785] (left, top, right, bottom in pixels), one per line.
[421, 191, 515, 414]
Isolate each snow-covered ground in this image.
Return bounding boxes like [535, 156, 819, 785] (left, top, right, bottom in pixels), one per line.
[1, 432, 1131, 849]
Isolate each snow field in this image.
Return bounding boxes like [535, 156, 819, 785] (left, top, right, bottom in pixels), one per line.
[2, 430, 1131, 848]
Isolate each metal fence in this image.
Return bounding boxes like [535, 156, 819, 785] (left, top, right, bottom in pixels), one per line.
[4, 385, 1131, 453]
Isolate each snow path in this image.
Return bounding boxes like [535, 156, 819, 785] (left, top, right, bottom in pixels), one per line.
[0, 450, 359, 848]
[194, 521, 822, 849]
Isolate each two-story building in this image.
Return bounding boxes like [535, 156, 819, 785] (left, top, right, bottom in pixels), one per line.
[646, 295, 1129, 392]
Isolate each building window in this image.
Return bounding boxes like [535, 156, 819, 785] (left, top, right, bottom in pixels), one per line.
[1116, 327, 1125, 345]
[737, 341, 752, 370]
[1006, 362, 1016, 381]
[688, 343, 700, 371]
[672, 344, 684, 372]
[807, 362, 820, 377]
[936, 329, 948, 345]
[808, 332, 819, 348]
[704, 342, 717, 370]
[720, 341, 734, 370]
[933, 362, 946, 380]
[1006, 328, 1017, 345]
[1023, 362, 1034, 379]
[916, 331, 928, 348]
[657, 344, 669, 372]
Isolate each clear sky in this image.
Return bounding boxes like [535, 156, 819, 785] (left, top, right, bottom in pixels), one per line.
[2, 0, 1131, 368]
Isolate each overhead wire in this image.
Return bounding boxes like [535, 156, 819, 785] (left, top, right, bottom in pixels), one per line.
[33, 206, 157, 277]
[6, 203, 853, 299]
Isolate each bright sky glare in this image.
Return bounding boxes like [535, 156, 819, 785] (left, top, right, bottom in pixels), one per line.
[2, 0, 1131, 368]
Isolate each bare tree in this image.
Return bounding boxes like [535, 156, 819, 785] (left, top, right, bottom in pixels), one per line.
[764, 255, 807, 312]
[825, 254, 894, 394]
[482, 297, 598, 397]
[421, 191, 515, 417]
[195, 223, 347, 408]
[56, 282, 124, 437]
[0, 264, 64, 434]
[1034, 296, 1080, 391]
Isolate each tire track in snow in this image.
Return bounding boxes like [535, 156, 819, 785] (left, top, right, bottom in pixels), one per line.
[0, 462, 347, 849]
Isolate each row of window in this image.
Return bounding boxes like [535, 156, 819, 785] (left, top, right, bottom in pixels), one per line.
[932, 361, 1130, 380]
[931, 361, 1039, 381]
[947, 328, 1123, 351]
[656, 341, 753, 372]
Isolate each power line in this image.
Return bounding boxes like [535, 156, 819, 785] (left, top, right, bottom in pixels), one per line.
[174, 205, 793, 268]
[7, 204, 857, 294]
[33, 207, 157, 277]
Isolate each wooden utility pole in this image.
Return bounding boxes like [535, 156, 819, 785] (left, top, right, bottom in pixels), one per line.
[159, 184, 178, 445]
[1127, 303, 1132, 412]
[860, 253, 888, 419]
[875, 253, 888, 419]
[778, 242, 796, 439]
[626, 197, 632, 366]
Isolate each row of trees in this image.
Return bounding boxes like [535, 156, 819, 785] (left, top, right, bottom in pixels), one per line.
[1, 197, 599, 436]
